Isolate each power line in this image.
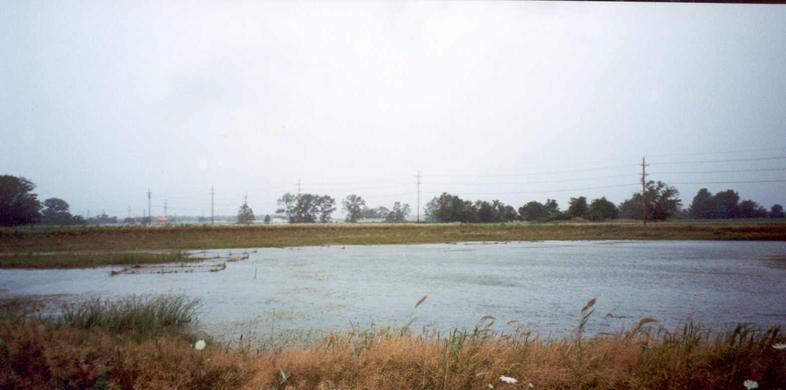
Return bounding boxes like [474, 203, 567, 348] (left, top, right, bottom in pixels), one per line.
[428, 163, 639, 178]
[422, 183, 639, 196]
[650, 156, 786, 165]
[646, 145, 786, 158]
[650, 167, 786, 175]
[426, 173, 638, 186]
[669, 179, 786, 185]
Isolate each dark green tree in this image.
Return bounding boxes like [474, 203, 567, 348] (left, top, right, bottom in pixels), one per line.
[361, 206, 389, 219]
[263, 215, 272, 224]
[618, 181, 681, 221]
[519, 201, 548, 221]
[586, 197, 618, 221]
[769, 204, 784, 218]
[385, 201, 410, 222]
[316, 195, 336, 223]
[738, 200, 767, 218]
[237, 200, 255, 224]
[713, 190, 740, 219]
[424, 193, 477, 222]
[0, 175, 41, 226]
[618, 194, 643, 219]
[567, 196, 588, 219]
[41, 197, 76, 225]
[688, 188, 716, 219]
[342, 194, 366, 223]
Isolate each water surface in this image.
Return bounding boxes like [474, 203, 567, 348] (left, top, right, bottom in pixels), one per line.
[1, 240, 785, 342]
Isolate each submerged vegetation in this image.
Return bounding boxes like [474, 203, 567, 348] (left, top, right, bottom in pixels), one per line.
[0, 296, 784, 389]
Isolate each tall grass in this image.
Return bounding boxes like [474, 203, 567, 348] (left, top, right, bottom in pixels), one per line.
[0, 296, 784, 389]
[58, 295, 199, 339]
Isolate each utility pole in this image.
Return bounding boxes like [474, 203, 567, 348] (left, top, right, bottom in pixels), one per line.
[641, 157, 648, 226]
[147, 189, 152, 225]
[127, 206, 131, 220]
[210, 186, 215, 225]
[297, 179, 301, 195]
[164, 200, 168, 220]
[415, 171, 421, 223]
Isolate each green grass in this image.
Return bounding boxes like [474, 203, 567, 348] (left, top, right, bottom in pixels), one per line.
[0, 250, 197, 269]
[58, 295, 199, 339]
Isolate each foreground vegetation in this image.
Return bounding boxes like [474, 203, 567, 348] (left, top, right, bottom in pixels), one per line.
[1, 296, 784, 389]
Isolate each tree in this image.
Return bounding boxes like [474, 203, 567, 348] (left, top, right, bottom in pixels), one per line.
[648, 181, 681, 220]
[263, 215, 272, 224]
[316, 195, 336, 223]
[237, 201, 255, 224]
[342, 194, 366, 223]
[278, 193, 335, 223]
[566, 196, 588, 219]
[586, 197, 618, 221]
[544, 199, 560, 219]
[385, 201, 410, 222]
[41, 197, 76, 225]
[276, 193, 298, 221]
[688, 188, 715, 219]
[424, 193, 477, 222]
[619, 181, 681, 221]
[618, 194, 643, 219]
[0, 175, 42, 226]
[769, 204, 784, 218]
[737, 200, 767, 218]
[713, 190, 740, 219]
[476, 201, 496, 223]
[519, 201, 548, 221]
[361, 206, 389, 219]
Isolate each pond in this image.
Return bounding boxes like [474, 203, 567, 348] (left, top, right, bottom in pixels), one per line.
[1, 240, 785, 343]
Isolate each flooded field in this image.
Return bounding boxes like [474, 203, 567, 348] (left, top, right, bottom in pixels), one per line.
[1, 240, 785, 342]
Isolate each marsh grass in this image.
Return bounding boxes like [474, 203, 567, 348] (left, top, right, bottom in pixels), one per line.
[2, 222, 785, 257]
[58, 295, 199, 340]
[0, 249, 197, 269]
[0, 296, 784, 389]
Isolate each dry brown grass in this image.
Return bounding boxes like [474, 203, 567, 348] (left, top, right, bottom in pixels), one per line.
[2, 222, 786, 256]
[1, 316, 784, 389]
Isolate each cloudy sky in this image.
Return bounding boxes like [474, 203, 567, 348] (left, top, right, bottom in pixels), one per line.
[2, 1, 785, 219]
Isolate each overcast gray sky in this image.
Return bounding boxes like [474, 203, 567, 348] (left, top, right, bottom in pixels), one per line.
[2, 1, 785, 218]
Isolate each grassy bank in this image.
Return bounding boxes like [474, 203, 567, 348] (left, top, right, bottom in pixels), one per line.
[0, 297, 784, 389]
[0, 250, 197, 269]
[2, 222, 786, 255]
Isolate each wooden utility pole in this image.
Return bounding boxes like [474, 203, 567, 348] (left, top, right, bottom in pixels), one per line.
[210, 186, 215, 225]
[147, 189, 152, 225]
[641, 157, 648, 225]
[415, 171, 421, 223]
[297, 179, 301, 195]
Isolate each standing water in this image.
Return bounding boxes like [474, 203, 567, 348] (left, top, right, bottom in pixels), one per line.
[1, 240, 785, 342]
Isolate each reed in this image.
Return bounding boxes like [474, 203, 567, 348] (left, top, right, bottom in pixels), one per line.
[1, 296, 784, 389]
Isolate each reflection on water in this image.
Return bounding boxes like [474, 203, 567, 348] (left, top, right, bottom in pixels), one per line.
[1, 240, 785, 342]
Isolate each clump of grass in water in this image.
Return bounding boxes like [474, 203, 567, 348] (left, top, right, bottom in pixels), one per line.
[58, 295, 199, 339]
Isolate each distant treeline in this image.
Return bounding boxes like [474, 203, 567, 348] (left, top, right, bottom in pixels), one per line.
[424, 181, 783, 223]
[1, 174, 783, 227]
